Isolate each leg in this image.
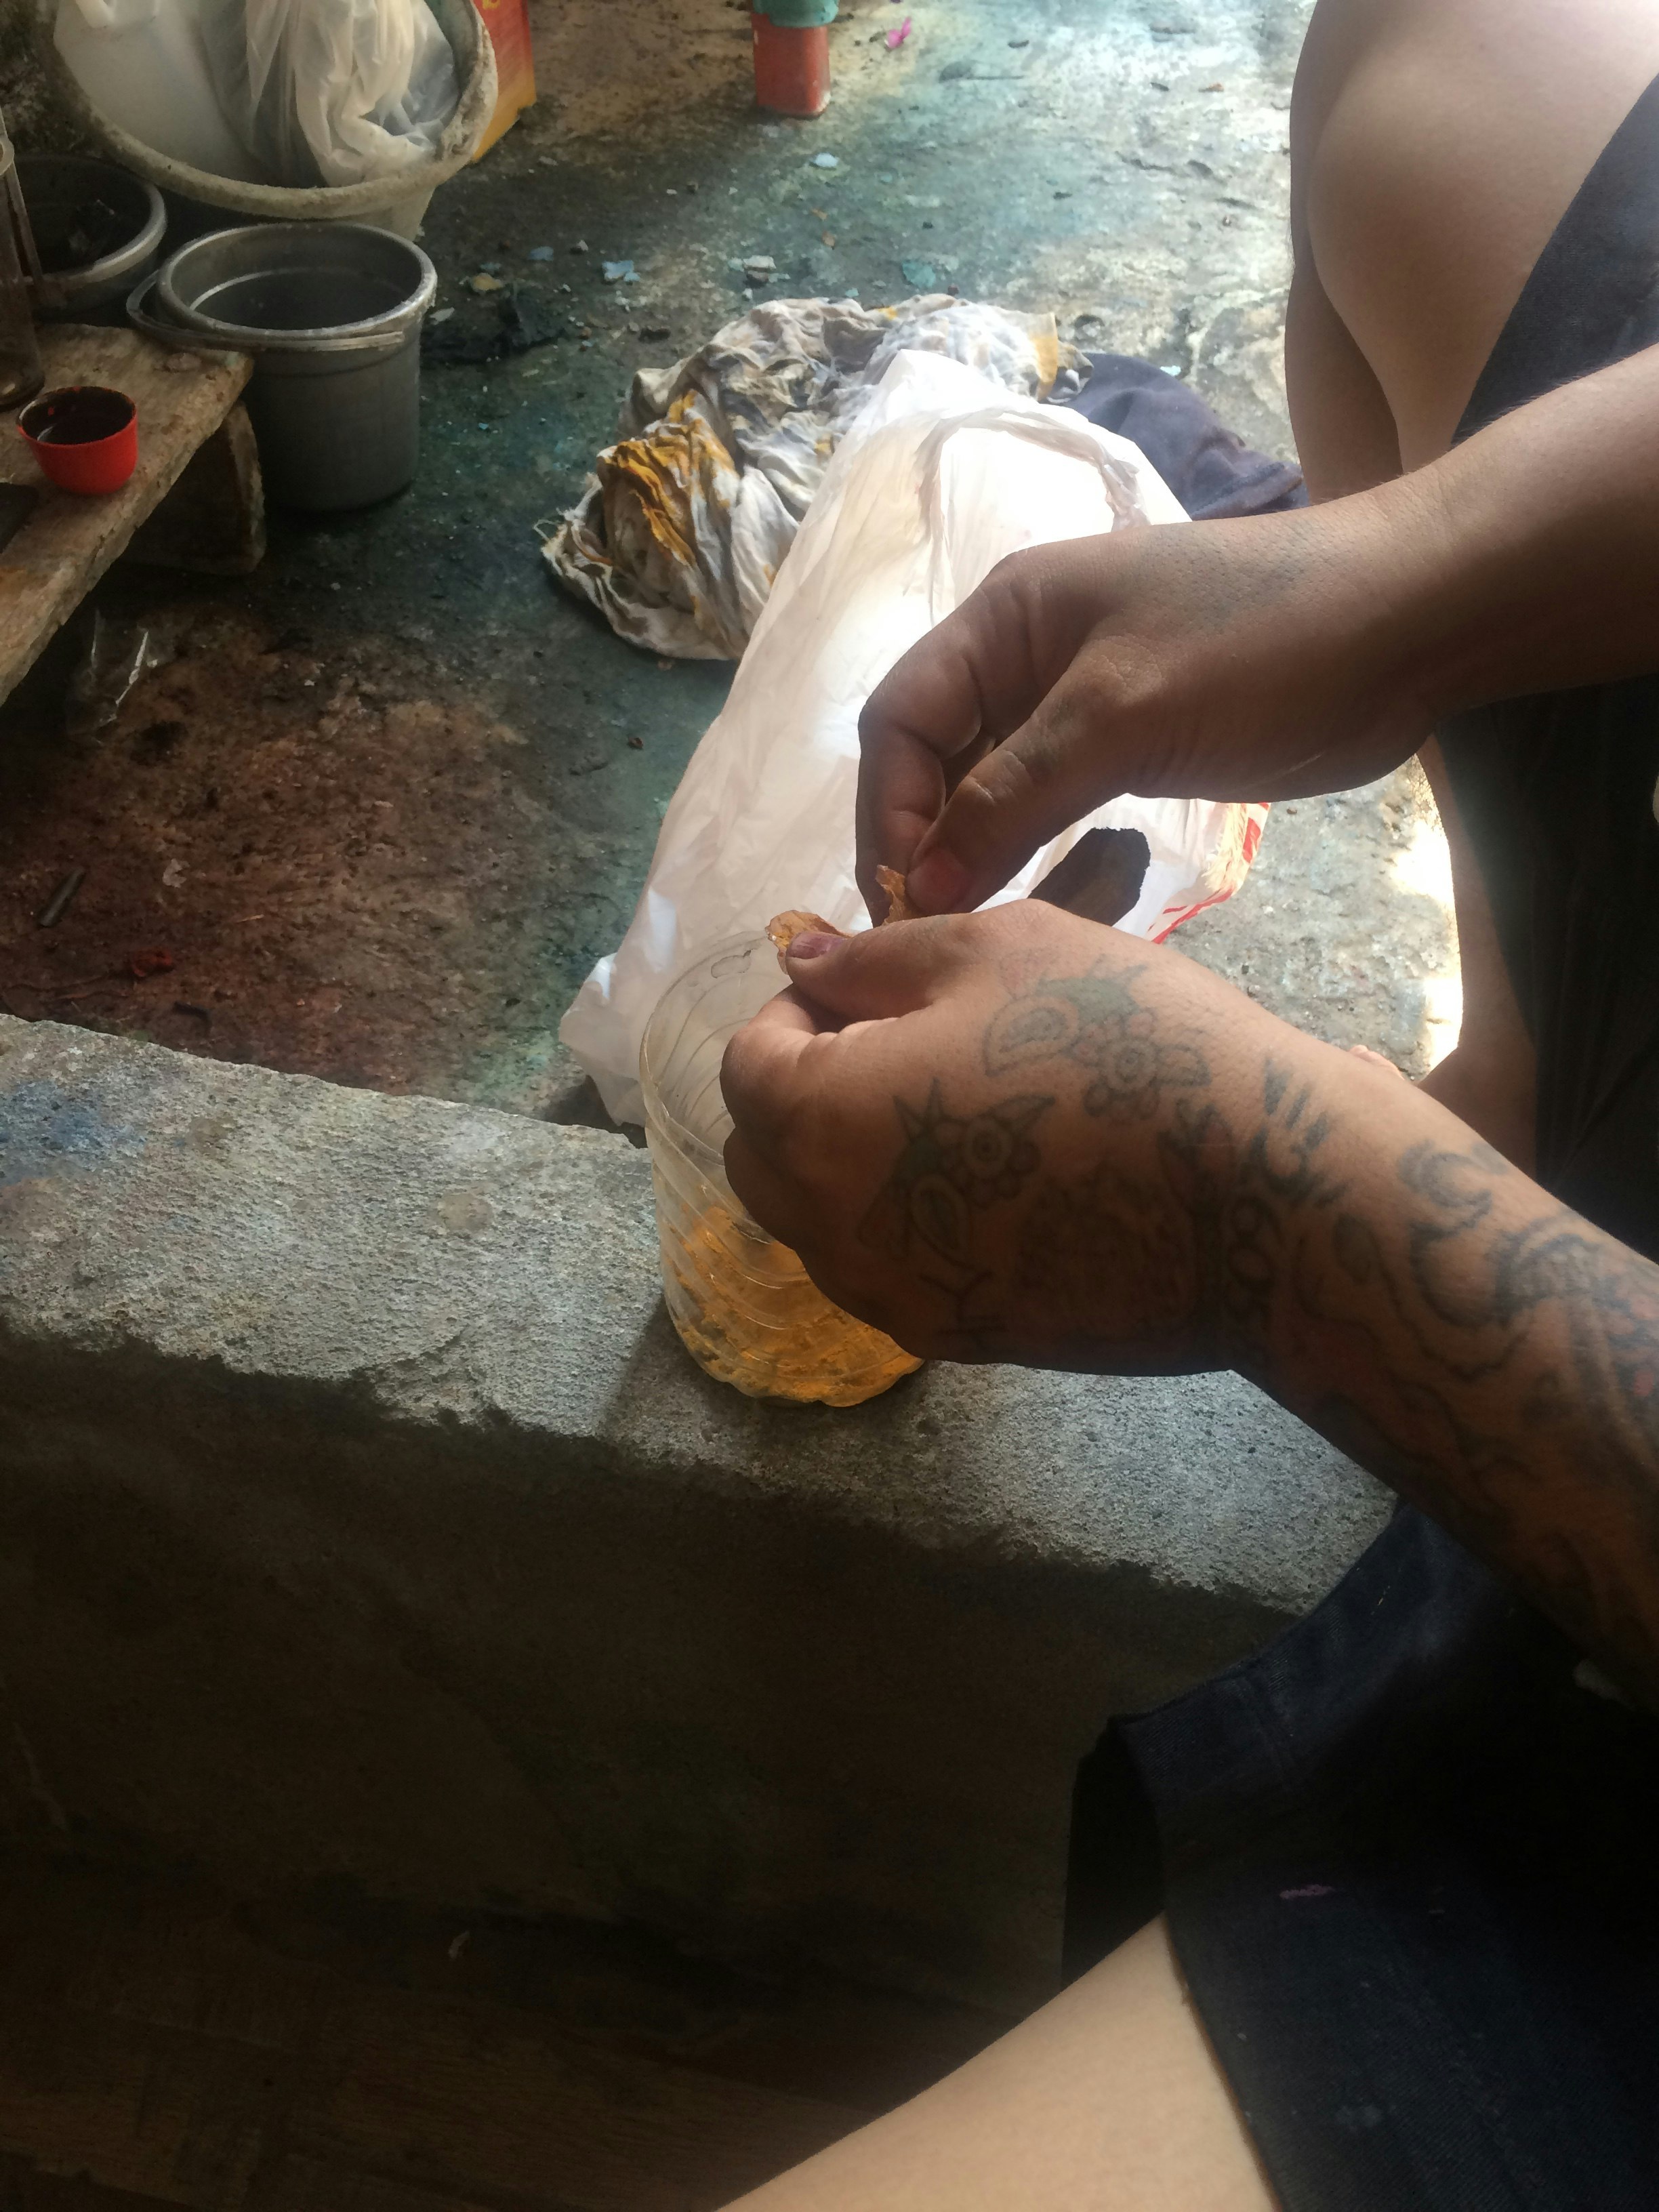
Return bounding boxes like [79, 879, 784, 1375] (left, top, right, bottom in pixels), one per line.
[718, 1919, 1276, 2211]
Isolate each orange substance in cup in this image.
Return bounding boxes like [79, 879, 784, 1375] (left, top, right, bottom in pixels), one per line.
[661, 1200, 921, 1406]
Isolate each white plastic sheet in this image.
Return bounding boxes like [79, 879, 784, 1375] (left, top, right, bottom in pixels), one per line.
[562, 350, 1266, 1126]
[55, 0, 266, 183]
[201, 0, 459, 186]
[57, 0, 459, 186]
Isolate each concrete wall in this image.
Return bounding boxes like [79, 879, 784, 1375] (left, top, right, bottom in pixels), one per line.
[0, 1015, 1389, 2008]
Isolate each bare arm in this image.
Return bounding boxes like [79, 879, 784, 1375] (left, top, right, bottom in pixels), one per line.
[1404, 344, 1659, 710]
[858, 344, 1659, 914]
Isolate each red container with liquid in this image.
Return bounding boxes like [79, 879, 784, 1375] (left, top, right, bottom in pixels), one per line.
[19, 384, 138, 494]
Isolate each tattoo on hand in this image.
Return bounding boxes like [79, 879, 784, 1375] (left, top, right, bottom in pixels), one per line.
[1017, 1160, 1197, 1349]
[1156, 1058, 1347, 1349]
[859, 1080, 1051, 1328]
[985, 963, 1208, 1120]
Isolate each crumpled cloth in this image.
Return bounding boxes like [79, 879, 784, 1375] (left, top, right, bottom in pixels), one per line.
[540, 293, 1082, 660]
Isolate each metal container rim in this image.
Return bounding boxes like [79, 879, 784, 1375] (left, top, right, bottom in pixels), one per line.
[639, 931, 775, 1175]
[19, 153, 167, 291]
[157, 223, 437, 350]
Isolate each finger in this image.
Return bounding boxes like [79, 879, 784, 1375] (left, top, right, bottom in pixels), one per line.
[853, 709, 947, 922]
[726, 1131, 897, 1333]
[855, 551, 1090, 913]
[723, 1128, 813, 1250]
[907, 689, 1419, 914]
[905, 666, 1134, 914]
[719, 989, 826, 1154]
[1348, 1044, 1408, 1079]
[780, 912, 990, 1023]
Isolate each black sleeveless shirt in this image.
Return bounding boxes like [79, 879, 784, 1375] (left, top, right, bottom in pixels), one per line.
[1067, 77, 1659, 2212]
[1441, 75, 1659, 1257]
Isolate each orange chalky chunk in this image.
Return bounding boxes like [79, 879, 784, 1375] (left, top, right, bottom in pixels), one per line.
[765, 870, 918, 970]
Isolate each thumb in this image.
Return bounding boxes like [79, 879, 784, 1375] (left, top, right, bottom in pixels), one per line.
[718, 985, 824, 1150]
[904, 672, 1128, 914]
[781, 913, 986, 1023]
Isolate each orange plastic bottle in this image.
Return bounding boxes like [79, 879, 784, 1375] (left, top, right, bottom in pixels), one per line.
[751, 1, 834, 118]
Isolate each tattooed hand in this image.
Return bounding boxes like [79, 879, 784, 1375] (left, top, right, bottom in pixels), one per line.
[720, 903, 1290, 1368]
[725, 902, 1659, 1703]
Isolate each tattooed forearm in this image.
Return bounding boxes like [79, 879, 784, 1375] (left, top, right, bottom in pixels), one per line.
[1261, 1113, 1659, 1702]
[853, 941, 1659, 1697]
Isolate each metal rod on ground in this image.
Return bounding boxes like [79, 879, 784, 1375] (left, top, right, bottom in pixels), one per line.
[37, 868, 85, 928]
[0, 108, 43, 283]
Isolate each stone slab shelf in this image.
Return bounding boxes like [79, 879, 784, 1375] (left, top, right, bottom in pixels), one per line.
[0, 1015, 1390, 2009]
[0, 323, 258, 703]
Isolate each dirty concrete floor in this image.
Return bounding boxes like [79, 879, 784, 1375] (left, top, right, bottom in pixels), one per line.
[0, 0, 1458, 1117]
[0, 1849, 1009, 2208]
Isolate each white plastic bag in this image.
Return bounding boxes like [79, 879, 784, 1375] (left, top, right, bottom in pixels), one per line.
[562, 350, 1267, 1126]
[201, 0, 460, 188]
[54, 0, 268, 184]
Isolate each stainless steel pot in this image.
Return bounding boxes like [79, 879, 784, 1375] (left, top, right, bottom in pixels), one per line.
[131, 222, 436, 511]
[22, 153, 165, 325]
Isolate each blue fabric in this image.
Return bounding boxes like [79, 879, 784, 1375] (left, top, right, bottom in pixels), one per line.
[1063, 350, 1308, 521]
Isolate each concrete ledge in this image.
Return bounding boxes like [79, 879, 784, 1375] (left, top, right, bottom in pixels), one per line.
[0, 1017, 1390, 2007]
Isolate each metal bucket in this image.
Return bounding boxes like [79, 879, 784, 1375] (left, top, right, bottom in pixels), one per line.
[130, 222, 436, 511]
[21, 155, 165, 325]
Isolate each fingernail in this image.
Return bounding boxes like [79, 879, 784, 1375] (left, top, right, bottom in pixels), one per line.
[907, 850, 967, 913]
[786, 931, 843, 962]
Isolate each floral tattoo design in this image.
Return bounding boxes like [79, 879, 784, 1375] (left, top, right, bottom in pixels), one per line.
[983, 964, 1209, 1120]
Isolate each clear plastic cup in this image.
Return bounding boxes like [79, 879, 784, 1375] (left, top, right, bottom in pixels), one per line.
[640, 934, 922, 1408]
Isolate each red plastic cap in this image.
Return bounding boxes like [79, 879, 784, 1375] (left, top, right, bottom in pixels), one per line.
[19, 386, 139, 496]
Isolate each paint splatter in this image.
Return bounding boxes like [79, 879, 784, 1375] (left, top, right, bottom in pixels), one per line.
[0, 1080, 142, 1190]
